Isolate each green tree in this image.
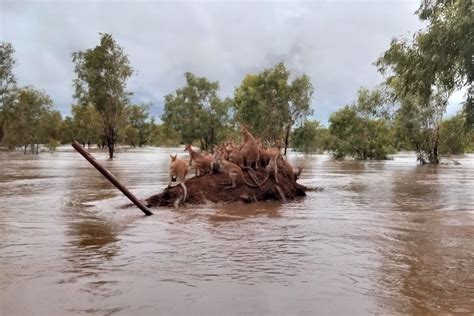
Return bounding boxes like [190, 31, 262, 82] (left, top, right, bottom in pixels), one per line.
[233, 62, 313, 154]
[162, 72, 229, 150]
[391, 89, 449, 164]
[439, 112, 469, 155]
[71, 104, 103, 147]
[291, 120, 330, 154]
[60, 116, 75, 144]
[0, 42, 17, 146]
[149, 123, 181, 147]
[3, 87, 54, 154]
[72, 33, 134, 159]
[376, 0, 473, 161]
[124, 103, 153, 147]
[328, 88, 394, 160]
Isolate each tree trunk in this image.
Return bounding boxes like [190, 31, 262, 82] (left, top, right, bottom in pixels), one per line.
[283, 125, 291, 156]
[431, 126, 440, 164]
[108, 141, 114, 159]
[24, 145, 27, 154]
[210, 127, 214, 153]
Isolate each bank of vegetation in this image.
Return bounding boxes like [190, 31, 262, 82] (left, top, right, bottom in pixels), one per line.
[0, 0, 472, 163]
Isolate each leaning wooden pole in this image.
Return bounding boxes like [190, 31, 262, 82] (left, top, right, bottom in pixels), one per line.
[71, 140, 153, 216]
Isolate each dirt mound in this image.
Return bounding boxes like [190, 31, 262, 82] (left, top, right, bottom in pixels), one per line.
[146, 160, 306, 207]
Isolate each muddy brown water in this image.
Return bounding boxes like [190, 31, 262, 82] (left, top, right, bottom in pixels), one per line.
[0, 147, 473, 315]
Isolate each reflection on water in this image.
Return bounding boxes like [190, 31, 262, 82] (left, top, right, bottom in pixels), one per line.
[0, 148, 473, 315]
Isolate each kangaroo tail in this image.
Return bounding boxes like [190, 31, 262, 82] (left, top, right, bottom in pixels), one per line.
[242, 166, 260, 186]
[180, 182, 187, 202]
[242, 176, 258, 188]
[259, 170, 270, 186]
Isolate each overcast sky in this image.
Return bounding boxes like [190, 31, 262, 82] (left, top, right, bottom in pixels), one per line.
[0, 0, 464, 123]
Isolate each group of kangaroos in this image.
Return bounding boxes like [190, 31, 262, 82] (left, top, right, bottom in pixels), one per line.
[168, 124, 303, 203]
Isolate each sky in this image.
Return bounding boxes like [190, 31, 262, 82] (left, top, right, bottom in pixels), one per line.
[0, 0, 465, 124]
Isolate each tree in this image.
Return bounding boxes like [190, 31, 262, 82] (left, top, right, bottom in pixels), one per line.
[3, 87, 54, 154]
[72, 33, 133, 159]
[233, 62, 313, 154]
[393, 90, 449, 163]
[291, 120, 330, 154]
[124, 103, 153, 147]
[162, 72, 229, 150]
[149, 123, 181, 147]
[328, 88, 394, 160]
[71, 104, 103, 147]
[0, 42, 17, 146]
[60, 116, 75, 144]
[439, 112, 469, 155]
[376, 0, 473, 162]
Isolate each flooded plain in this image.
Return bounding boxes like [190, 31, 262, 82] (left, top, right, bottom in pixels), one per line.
[0, 147, 473, 315]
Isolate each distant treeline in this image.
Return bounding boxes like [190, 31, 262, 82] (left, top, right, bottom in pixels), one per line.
[0, 1, 472, 163]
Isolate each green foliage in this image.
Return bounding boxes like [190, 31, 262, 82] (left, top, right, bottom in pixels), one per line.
[149, 123, 181, 147]
[70, 104, 103, 147]
[46, 139, 61, 152]
[3, 87, 57, 153]
[162, 72, 229, 150]
[328, 88, 394, 160]
[72, 33, 134, 158]
[375, 0, 474, 160]
[233, 62, 313, 153]
[291, 120, 330, 154]
[124, 103, 153, 147]
[439, 113, 469, 155]
[0, 42, 17, 145]
[393, 90, 448, 164]
[59, 116, 75, 144]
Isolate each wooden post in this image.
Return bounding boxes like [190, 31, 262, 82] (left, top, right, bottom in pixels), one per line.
[71, 140, 153, 216]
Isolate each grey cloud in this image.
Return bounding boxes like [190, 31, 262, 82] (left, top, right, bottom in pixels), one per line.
[2, 0, 429, 123]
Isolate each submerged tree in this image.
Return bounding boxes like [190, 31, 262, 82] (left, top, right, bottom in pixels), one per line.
[439, 112, 470, 155]
[328, 87, 394, 160]
[291, 120, 330, 154]
[0, 42, 17, 146]
[71, 104, 103, 148]
[149, 123, 181, 147]
[376, 0, 473, 162]
[72, 33, 133, 159]
[162, 72, 229, 150]
[3, 87, 54, 153]
[124, 103, 154, 147]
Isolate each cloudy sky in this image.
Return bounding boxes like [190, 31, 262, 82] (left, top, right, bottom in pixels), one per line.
[1, 0, 464, 123]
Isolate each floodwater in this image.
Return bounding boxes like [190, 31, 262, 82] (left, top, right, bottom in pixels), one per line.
[0, 147, 473, 315]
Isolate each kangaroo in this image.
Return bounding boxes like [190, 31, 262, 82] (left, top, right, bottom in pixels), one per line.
[217, 156, 259, 189]
[239, 125, 260, 169]
[226, 142, 244, 166]
[168, 154, 188, 202]
[184, 144, 212, 176]
[259, 156, 279, 185]
[276, 155, 303, 181]
[226, 141, 261, 185]
[293, 166, 303, 181]
[259, 144, 281, 167]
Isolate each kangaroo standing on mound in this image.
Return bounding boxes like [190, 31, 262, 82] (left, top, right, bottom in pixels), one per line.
[168, 154, 188, 202]
[259, 156, 279, 184]
[227, 139, 261, 185]
[217, 156, 259, 189]
[184, 144, 212, 176]
[239, 125, 260, 169]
